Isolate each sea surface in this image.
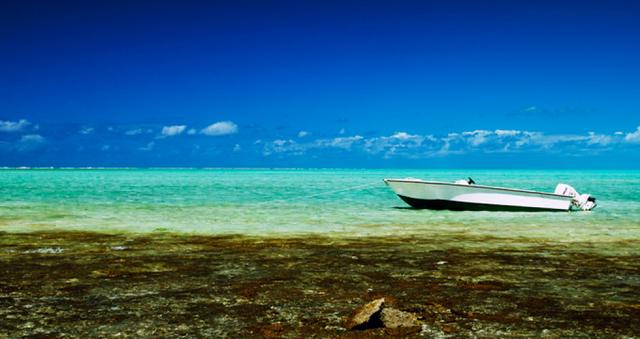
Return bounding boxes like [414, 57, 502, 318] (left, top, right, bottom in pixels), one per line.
[1, 169, 639, 240]
[1, 169, 639, 244]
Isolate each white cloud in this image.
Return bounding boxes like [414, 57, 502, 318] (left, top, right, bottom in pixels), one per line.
[138, 141, 155, 151]
[625, 126, 640, 143]
[125, 129, 141, 136]
[187, 128, 197, 135]
[263, 135, 365, 156]
[0, 119, 31, 132]
[316, 135, 364, 149]
[265, 132, 433, 158]
[614, 131, 624, 135]
[79, 127, 94, 135]
[513, 131, 538, 148]
[587, 132, 612, 146]
[233, 144, 241, 152]
[261, 127, 634, 159]
[390, 132, 418, 140]
[462, 130, 492, 146]
[161, 125, 187, 137]
[515, 130, 620, 149]
[430, 132, 470, 156]
[20, 134, 45, 143]
[273, 139, 288, 146]
[339, 128, 345, 135]
[124, 128, 148, 136]
[363, 132, 429, 157]
[16, 134, 46, 151]
[495, 129, 521, 137]
[201, 121, 238, 136]
[263, 139, 303, 156]
[298, 130, 309, 138]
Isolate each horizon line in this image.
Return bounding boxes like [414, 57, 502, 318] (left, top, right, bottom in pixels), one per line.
[1, 166, 639, 171]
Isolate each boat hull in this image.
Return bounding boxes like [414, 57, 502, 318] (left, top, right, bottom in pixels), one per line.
[385, 179, 572, 212]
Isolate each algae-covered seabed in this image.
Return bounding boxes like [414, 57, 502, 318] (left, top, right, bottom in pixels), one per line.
[1, 232, 639, 338]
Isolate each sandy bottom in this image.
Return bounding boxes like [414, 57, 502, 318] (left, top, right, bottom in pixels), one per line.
[1, 231, 639, 337]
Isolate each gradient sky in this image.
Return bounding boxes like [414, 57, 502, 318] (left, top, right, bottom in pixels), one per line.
[1, 0, 639, 167]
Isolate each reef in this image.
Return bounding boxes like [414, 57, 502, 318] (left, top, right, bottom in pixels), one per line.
[1, 231, 639, 337]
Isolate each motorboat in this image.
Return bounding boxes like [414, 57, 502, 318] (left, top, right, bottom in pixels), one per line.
[384, 177, 596, 212]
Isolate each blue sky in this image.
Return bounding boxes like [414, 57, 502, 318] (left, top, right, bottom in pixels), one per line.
[1, 0, 639, 167]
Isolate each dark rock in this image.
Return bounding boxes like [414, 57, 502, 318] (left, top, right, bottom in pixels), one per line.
[345, 298, 385, 330]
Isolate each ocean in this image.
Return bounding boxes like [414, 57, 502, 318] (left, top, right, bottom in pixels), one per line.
[1, 168, 639, 244]
[2, 169, 639, 336]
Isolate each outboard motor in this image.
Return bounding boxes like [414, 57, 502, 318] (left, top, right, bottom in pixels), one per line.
[554, 183, 597, 211]
[454, 177, 476, 185]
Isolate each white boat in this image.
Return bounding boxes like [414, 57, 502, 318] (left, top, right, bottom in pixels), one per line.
[384, 178, 596, 212]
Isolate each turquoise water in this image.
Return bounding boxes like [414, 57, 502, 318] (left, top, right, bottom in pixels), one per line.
[1, 169, 639, 244]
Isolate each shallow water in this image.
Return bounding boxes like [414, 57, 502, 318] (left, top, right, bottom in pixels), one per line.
[1, 169, 639, 247]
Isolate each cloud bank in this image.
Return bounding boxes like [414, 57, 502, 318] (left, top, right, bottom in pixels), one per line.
[262, 127, 640, 158]
[2, 117, 639, 167]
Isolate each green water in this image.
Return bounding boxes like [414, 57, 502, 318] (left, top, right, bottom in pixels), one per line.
[1, 169, 639, 245]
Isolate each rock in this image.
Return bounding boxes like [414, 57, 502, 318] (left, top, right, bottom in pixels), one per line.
[346, 298, 422, 331]
[345, 298, 385, 330]
[380, 308, 421, 328]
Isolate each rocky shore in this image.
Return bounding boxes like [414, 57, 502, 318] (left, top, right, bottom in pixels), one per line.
[1, 231, 639, 337]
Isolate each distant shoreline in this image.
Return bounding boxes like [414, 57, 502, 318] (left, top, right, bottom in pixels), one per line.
[1, 167, 638, 171]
